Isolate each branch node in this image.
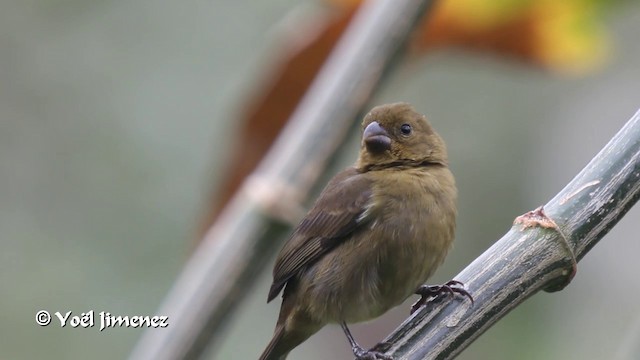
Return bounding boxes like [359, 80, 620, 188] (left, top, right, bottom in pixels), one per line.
[514, 206, 577, 292]
[514, 206, 558, 230]
[243, 174, 306, 225]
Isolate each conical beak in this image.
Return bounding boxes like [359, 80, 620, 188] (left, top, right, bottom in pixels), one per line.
[363, 121, 391, 153]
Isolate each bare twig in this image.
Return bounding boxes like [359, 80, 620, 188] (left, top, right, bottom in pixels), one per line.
[372, 109, 640, 359]
[129, 0, 436, 359]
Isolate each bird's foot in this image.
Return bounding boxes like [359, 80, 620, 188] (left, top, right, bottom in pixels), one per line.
[410, 280, 473, 314]
[342, 322, 393, 360]
[352, 344, 393, 360]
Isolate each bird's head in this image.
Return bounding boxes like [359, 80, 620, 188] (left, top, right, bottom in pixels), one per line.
[356, 102, 448, 171]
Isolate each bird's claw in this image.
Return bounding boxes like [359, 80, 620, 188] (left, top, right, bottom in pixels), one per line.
[352, 345, 393, 360]
[410, 280, 473, 314]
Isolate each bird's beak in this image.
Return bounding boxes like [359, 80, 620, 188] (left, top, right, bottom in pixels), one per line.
[363, 121, 391, 153]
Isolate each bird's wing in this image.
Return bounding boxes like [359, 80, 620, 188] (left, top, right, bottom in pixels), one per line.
[267, 168, 373, 302]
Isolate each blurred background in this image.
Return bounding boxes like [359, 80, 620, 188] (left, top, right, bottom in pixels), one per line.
[2, 0, 640, 359]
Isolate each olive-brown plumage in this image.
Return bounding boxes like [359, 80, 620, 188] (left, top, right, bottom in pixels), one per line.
[260, 103, 458, 360]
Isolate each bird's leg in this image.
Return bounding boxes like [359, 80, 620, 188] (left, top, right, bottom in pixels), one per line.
[341, 322, 392, 360]
[411, 280, 473, 314]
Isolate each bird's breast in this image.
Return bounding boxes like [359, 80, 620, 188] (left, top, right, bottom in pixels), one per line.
[301, 168, 456, 323]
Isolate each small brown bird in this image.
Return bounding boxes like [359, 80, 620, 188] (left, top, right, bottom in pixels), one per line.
[259, 103, 470, 360]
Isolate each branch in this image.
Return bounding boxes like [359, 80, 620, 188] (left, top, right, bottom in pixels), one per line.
[129, 0, 436, 359]
[372, 109, 640, 359]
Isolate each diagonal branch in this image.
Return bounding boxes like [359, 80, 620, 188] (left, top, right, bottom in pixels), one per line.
[372, 109, 640, 359]
[129, 0, 437, 359]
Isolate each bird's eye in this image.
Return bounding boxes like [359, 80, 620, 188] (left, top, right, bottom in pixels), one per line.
[400, 123, 412, 136]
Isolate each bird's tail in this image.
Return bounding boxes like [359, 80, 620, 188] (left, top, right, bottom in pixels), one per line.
[259, 320, 322, 360]
[259, 325, 288, 360]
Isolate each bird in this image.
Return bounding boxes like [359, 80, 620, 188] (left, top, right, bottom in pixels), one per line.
[259, 102, 470, 360]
